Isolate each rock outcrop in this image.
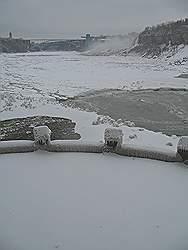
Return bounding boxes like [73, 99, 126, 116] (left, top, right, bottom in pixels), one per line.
[129, 18, 188, 57]
[0, 116, 81, 141]
[30, 39, 86, 52]
[0, 38, 31, 53]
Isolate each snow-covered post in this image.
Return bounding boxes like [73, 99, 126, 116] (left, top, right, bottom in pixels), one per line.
[177, 136, 188, 164]
[104, 128, 123, 151]
[33, 126, 51, 147]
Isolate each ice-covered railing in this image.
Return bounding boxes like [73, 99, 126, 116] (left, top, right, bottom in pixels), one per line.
[0, 126, 188, 164]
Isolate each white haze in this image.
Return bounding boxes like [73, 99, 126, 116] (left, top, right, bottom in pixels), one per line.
[83, 36, 136, 56]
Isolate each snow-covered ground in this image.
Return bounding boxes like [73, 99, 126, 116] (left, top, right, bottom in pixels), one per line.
[1, 50, 187, 108]
[0, 49, 188, 250]
[0, 152, 188, 250]
[1, 50, 187, 148]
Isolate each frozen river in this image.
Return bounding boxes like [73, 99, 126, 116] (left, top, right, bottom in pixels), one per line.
[1, 51, 187, 116]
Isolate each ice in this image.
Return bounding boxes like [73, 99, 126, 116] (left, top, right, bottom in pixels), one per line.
[33, 126, 51, 145]
[104, 128, 123, 147]
[177, 136, 188, 161]
[1, 51, 187, 115]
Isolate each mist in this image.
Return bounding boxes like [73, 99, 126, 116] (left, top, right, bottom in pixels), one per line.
[83, 35, 136, 56]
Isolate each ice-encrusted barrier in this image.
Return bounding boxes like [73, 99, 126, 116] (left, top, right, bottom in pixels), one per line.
[116, 145, 182, 163]
[0, 126, 188, 164]
[0, 140, 36, 154]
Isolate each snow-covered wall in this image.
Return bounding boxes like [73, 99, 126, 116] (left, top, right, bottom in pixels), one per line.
[1, 126, 187, 164]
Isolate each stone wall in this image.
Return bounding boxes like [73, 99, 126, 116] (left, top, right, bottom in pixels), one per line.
[0, 38, 31, 53]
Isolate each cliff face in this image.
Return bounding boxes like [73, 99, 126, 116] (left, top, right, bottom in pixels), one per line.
[130, 18, 188, 57]
[30, 39, 86, 52]
[0, 38, 31, 53]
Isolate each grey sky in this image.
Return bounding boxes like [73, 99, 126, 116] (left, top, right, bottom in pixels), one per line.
[0, 0, 187, 39]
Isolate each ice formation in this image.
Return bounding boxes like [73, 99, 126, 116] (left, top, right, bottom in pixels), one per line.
[33, 126, 51, 145]
[177, 136, 188, 162]
[104, 128, 123, 148]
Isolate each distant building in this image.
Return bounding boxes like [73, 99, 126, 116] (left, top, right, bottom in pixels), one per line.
[9, 32, 12, 39]
[85, 34, 91, 40]
[81, 33, 110, 49]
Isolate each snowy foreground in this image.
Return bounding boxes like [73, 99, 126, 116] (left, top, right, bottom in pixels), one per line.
[0, 50, 188, 249]
[0, 152, 188, 250]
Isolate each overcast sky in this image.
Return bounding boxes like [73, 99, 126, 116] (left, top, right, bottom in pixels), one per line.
[0, 0, 187, 39]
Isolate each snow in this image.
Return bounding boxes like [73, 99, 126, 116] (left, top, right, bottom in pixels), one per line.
[0, 50, 188, 249]
[104, 128, 123, 146]
[0, 140, 34, 148]
[177, 136, 188, 161]
[0, 50, 183, 154]
[1, 51, 187, 114]
[33, 126, 51, 145]
[178, 136, 188, 149]
[1, 101, 180, 154]
[0, 51, 187, 151]
[161, 45, 188, 63]
[0, 152, 188, 250]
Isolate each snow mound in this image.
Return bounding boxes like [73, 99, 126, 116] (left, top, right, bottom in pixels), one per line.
[162, 45, 188, 65]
